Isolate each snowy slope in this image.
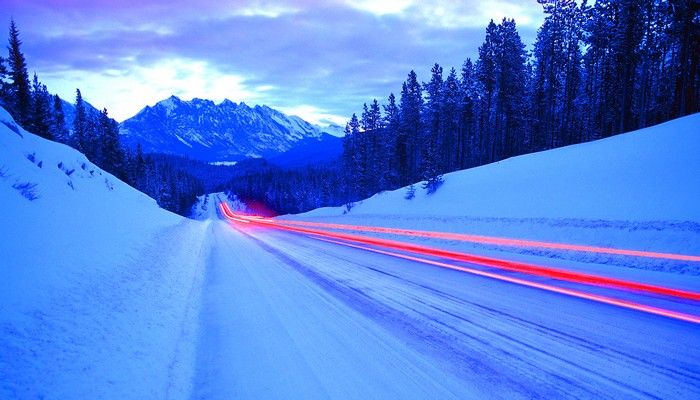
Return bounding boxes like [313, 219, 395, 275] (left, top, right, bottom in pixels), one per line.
[304, 114, 700, 221]
[284, 114, 700, 271]
[0, 107, 210, 398]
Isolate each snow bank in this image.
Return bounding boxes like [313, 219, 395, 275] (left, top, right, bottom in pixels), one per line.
[307, 114, 700, 221]
[0, 107, 208, 398]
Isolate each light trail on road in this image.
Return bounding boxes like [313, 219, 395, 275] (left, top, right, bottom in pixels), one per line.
[316, 237, 700, 325]
[218, 202, 700, 324]
[270, 217, 700, 262]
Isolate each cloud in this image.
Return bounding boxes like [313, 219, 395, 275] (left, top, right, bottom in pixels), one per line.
[345, 0, 414, 16]
[7, 0, 544, 124]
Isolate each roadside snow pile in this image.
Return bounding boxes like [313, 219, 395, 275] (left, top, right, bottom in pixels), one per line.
[285, 114, 700, 273]
[0, 107, 209, 399]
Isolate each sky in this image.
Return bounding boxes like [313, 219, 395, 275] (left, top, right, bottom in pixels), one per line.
[2, 0, 545, 126]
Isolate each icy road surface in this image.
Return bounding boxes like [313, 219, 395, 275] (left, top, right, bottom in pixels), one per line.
[190, 196, 700, 399]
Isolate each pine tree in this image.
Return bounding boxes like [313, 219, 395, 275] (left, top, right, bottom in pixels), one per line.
[30, 73, 51, 139]
[84, 108, 100, 162]
[583, 0, 646, 138]
[342, 113, 361, 204]
[460, 58, 478, 168]
[383, 93, 400, 187]
[421, 63, 444, 191]
[476, 20, 500, 163]
[98, 108, 123, 176]
[667, 0, 700, 117]
[72, 88, 87, 153]
[134, 142, 146, 187]
[49, 94, 69, 144]
[0, 54, 8, 106]
[363, 99, 389, 191]
[6, 19, 31, 128]
[442, 68, 461, 171]
[495, 18, 530, 159]
[533, 0, 584, 148]
[398, 70, 423, 184]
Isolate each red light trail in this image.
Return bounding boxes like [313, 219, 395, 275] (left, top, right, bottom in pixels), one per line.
[269, 218, 700, 263]
[218, 202, 700, 324]
[317, 238, 700, 325]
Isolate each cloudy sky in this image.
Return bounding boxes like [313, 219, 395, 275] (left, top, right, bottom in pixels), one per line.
[4, 0, 545, 126]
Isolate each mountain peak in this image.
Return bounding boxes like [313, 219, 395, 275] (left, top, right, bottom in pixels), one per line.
[157, 96, 183, 115]
[119, 97, 340, 163]
[219, 99, 237, 108]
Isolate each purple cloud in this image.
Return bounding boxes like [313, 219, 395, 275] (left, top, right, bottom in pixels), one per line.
[4, 0, 544, 124]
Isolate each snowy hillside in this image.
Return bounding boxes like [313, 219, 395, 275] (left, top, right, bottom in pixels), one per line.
[119, 95, 343, 162]
[0, 107, 209, 398]
[285, 114, 700, 271]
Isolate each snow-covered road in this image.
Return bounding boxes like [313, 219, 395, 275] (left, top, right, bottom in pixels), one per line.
[191, 195, 700, 399]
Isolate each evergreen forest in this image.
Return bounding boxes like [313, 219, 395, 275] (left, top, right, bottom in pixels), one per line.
[229, 0, 699, 214]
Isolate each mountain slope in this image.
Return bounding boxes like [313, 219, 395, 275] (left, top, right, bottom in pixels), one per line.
[119, 96, 343, 162]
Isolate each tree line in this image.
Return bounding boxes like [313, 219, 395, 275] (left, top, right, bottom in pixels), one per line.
[226, 158, 345, 215]
[341, 0, 699, 203]
[0, 19, 203, 216]
[226, 0, 698, 216]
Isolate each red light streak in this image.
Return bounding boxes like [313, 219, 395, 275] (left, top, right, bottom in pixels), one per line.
[317, 237, 700, 325]
[269, 218, 700, 263]
[218, 203, 250, 223]
[218, 202, 700, 322]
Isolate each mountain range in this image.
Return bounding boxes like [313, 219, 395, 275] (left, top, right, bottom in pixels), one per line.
[59, 96, 344, 166]
[117, 96, 344, 164]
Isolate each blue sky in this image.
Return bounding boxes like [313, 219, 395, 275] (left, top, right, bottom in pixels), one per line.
[3, 0, 545, 125]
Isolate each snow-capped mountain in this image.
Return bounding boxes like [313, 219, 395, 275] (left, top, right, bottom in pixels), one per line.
[119, 96, 344, 162]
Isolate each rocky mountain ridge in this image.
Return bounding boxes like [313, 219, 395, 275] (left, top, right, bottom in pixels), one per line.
[117, 95, 343, 162]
